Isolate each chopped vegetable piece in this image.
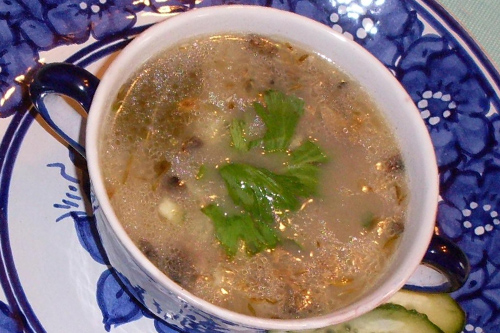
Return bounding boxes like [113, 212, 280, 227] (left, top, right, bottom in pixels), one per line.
[153, 160, 171, 176]
[298, 54, 309, 62]
[181, 136, 203, 152]
[158, 197, 183, 223]
[165, 176, 184, 189]
[271, 303, 443, 333]
[361, 211, 377, 229]
[230, 119, 249, 151]
[385, 154, 405, 172]
[388, 290, 465, 333]
[196, 164, 206, 180]
[201, 204, 279, 256]
[337, 80, 348, 89]
[253, 90, 304, 152]
[248, 35, 279, 56]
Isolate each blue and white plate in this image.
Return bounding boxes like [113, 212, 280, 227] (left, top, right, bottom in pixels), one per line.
[0, 0, 498, 332]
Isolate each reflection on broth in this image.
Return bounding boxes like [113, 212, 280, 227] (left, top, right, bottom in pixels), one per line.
[100, 34, 408, 319]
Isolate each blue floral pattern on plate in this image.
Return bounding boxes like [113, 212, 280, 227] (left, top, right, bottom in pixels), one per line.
[1, 0, 499, 332]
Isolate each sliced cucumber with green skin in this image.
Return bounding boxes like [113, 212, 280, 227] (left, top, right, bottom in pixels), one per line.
[270, 303, 443, 333]
[388, 290, 466, 333]
[327, 304, 443, 333]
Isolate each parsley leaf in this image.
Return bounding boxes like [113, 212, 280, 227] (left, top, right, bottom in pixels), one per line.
[290, 140, 329, 166]
[253, 90, 304, 152]
[229, 119, 249, 151]
[286, 140, 329, 197]
[219, 163, 302, 225]
[201, 204, 279, 256]
[202, 91, 330, 257]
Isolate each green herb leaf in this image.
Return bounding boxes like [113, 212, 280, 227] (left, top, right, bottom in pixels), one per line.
[203, 92, 330, 257]
[285, 140, 329, 196]
[290, 140, 329, 165]
[196, 164, 206, 180]
[201, 204, 279, 256]
[219, 163, 302, 224]
[229, 119, 249, 151]
[253, 90, 304, 152]
[361, 211, 378, 230]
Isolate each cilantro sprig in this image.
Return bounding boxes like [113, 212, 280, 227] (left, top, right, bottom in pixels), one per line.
[201, 204, 279, 256]
[253, 90, 304, 152]
[220, 163, 303, 223]
[229, 90, 305, 153]
[286, 140, 329, 197]
[203, 90, 329, 257]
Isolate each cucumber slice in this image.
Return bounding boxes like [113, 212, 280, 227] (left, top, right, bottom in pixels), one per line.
[388, 290, 465, 333]
[270, 303, 443, 333]
[327, 304, 443, 333]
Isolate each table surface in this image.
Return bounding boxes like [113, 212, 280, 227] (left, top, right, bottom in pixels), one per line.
[439, 0, 500, 69]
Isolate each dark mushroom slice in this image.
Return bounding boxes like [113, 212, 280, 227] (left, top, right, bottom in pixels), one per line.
[160, 247, 199, 286]
[337, 79, 348, 89]
[282, 285, 314, 317]
[151, 160, 172, 191]
[153, 160, 171, 177]
[247, 35, 279, 56]
[387, 219, 405, 237]
[181, 136, 204, 152]
[297, 54, 309, 63]
[138, 239, 160, 262]
[156, 174, 186, 193]
[244, 78, 255, 93]
[382, 219, 405, 251]
[166, 176, 185, 189]
[394, 183, 407, 205]
[385, 154, 405, 173]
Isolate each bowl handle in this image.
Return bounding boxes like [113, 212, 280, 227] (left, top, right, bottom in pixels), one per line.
[29, 62, 100, 158]
[405, 234, 470, 293]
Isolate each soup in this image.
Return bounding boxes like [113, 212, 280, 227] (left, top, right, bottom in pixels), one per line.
[99, 34, 408, 319]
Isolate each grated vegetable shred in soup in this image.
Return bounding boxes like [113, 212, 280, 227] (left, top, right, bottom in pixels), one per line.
[100, 34, 409, 319]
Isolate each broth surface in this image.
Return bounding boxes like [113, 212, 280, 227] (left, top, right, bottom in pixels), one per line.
[100, 34, 408, 319]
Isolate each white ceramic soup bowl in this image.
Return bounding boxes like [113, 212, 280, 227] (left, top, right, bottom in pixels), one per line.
[29, 5, 469, 332]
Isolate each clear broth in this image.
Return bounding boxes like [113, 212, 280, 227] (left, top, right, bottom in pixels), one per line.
[100, 34, 408, 319]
